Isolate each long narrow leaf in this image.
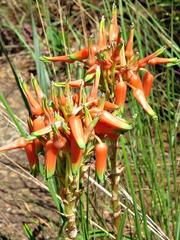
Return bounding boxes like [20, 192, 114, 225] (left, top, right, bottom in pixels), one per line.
[0, 37, 31, 113]
[29, 0, 49, 95]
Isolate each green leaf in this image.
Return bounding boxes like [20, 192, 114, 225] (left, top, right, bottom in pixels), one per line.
[46, 177, 64, 217]
[117, 210, 128, 240]
[175, 211, 180, 240]
[23, 223, 35, 240]
[29, 0, 49, 95]
[0, 38, 31, 113]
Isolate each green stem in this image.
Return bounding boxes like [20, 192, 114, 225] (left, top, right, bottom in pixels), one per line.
[111, 138, 121, 237]
[102, 71, 111, 98]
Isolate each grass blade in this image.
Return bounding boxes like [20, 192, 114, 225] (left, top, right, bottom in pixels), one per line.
[0, 37, 31, 113]
[175, 211, 180, 240]
[29, 0, 49, 95]
[117, 210, 128, 240]
[0, 92, 28, 137]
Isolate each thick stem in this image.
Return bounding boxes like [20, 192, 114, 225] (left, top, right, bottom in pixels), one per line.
[61, 155, 79, 239]
[63, 176, 78, 239]
[65, 187, 78, 239]
[111, 139, 121, 237]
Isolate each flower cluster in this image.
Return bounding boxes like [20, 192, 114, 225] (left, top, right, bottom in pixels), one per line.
[42, 4, 177, 119]
[0, 4, 177, 182]
[0, 71, 132, 181]
[0, 4, 178, 239]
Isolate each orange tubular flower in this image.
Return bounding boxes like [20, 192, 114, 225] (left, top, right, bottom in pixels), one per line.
[127, 71, 143, 90]
[20, 80, 43, 116]
[109, 4, 119, 43]
[51, 85, 59, 111]
[52, 130, 67, 150]
[32, 117, 45, 153]
[138, 46, 166, 68]
[99, 110, 132, 130]
[68, 48, 89, 61]
[88, 38, 97, 67]
[69, 79, 84, 88]
[59, 94, 67, 107]
[97, 58, 112, 70]
[0, 137, 28, 153]
[88, 65, 101, 100]
[119, 43, 126, 66]
[133, 88, 157, 118]
[42, 98, 55, 125]
[98, 16, 107, 50]
[95, 142, 108, 182]
[0, 137, 38, 171]
[125, 25, 134, 60]
[41, 48, 89, 63]
[143, 71, 154, 98]
[33, 116, 45, 131]
[148, 57, 178, 65]
[72, 93, 80, 105]
[25, 142, 39, 170]
[69, 115, 85, 149]
[45, 139, 59, 178]
[104, 101, 118, 111]
[70, 135, 83, 174]
[32, 77, 45, 105]
[114, 81, 127, 106]
[111, 43, 121, 62]
[95, 122, 117, 136]
[41, 55, 73, 63]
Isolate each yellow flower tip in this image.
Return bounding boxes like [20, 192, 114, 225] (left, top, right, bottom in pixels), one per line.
[39, 56, 50, 62]
[155, 46, 166, 56]
[112, 3, 117, 16]
[96, 172, 104, 183]
[71, 163, 81, 175]
[152, 113, 158, 120]
[130, 22, 134, 29]
[46, 169, 55, 179]
[99, 17, 106, 33]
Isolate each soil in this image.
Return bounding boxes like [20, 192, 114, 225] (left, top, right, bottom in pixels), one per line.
[0, 55, 59, 240]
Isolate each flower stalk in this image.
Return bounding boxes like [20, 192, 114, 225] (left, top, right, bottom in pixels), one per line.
[111, 139, 121, 236]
